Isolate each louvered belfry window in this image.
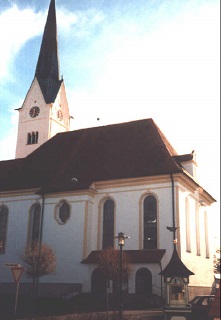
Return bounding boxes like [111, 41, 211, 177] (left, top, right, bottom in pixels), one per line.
[27, 132, 39, 145]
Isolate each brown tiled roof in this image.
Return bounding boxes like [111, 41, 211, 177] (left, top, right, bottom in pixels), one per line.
[0, 119, 185, 193]
[173, 153, 194, 163]
[82, 249, 166, 264]
[160, 248, 194, 277]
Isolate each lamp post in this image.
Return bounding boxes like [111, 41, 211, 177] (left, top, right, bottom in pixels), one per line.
[115, 232, 130, 320]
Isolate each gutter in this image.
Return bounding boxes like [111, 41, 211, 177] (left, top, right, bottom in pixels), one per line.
[39, 193, 45, 251]
[171, 174, 176, 246]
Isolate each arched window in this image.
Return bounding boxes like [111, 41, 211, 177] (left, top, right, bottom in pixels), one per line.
[102, 199, 114, 249]
[55, 200, 70, 225]
[135, 267, 152, 294]
[204, 211, 209, 258]
[195, 203, 200, 255]
[27, 133, 31, 144]
[35, 131, 39, 144]
[0, 206, 8, 254]
[143, 195, 157, 249]
[31, 132, 36, 144]
[28, 204, 41, 247]
[185, 198, 191, 252]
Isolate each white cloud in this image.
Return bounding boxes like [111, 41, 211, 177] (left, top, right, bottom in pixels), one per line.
[0, 0, 219, 212]
[66, 0, 219, 207]
[0, 105, 18, 161]
[0, 5, 45, 81]
[69, 0, 219, 121]
[57, 8, 105, 37]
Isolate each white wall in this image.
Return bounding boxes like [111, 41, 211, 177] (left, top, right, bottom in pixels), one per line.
[0, 175, 215, 294]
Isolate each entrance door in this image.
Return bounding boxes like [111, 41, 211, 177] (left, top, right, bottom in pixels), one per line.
[91, 268, 106, 294]
[135, 267, 152, 295]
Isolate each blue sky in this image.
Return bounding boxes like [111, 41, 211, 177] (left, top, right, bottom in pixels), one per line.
[0, 0, 220, 231]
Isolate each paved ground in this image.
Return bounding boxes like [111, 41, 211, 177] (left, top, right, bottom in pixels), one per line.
[16, 310, 165, 320]
[124, 309, 164, 319]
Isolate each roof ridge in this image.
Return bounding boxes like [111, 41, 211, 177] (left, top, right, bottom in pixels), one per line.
[151, 119, 178, 156]
[67, 118, 154, 134]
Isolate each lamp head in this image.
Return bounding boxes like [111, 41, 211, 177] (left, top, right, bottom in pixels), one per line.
[118, 232, 125, 246]
[116, 232, 130, 247]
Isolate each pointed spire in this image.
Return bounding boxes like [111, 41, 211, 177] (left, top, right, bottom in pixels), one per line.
[35, 0, 62, 103]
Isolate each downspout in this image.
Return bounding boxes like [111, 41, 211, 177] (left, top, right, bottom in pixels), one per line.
[170, 174, 176, 249]
[35, 192, 45, 298]
[39, 193, 45, 250]
[159, 261, 163, 300]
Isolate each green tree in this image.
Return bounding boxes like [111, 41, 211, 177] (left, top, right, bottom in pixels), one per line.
[213, 248, 220, 274]
[20, 242, 56, 298]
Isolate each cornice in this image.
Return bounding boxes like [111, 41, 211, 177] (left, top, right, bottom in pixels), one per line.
[174, 173, 216, 204]
[198, 187, 216, 205]
[43, 188, 97, 199]
[93, 173, 200, 191]
[93, 175, 171, 189]
[0, 172, 215, 204]
[0, 189, 40, 197]
[173, 173, 198, 193]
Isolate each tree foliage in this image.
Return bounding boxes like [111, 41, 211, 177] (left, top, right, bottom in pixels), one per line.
[213, 248, 221, 274]
[20, 243, 56, 279]
[97, 247, 131, 281]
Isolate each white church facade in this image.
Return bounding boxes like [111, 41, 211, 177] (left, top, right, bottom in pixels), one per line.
[0, 0, 216, 301]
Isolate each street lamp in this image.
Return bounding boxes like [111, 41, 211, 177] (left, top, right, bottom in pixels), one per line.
[115, 232, 130, 320]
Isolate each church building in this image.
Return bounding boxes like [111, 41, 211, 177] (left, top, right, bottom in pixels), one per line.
[0, 0, 216, 301]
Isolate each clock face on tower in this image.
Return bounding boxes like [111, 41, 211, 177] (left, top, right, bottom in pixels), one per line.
[29, 106, 40, 118]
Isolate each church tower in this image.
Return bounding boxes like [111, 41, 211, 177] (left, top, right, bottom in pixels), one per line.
[15, 0, 70, 158]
